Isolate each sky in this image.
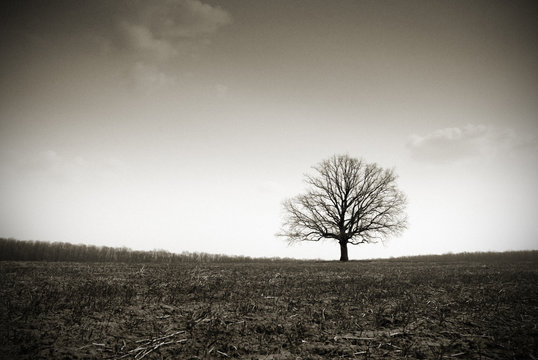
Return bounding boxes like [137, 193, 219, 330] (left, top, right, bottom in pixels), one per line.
[1, 0, 537, 260]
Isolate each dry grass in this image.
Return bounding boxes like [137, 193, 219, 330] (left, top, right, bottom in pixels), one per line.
[1, 254, 537, 359]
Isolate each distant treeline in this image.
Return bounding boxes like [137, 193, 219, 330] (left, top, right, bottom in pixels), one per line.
[1, 237, 536, 264]
[0, 238, 288, 263]
[387, 250, 538, 263]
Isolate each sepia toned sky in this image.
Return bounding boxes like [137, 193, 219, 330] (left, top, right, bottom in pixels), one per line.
[1, 0, 537, 259]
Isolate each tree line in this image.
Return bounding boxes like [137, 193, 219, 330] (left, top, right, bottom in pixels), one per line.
[0, 238, 287, 263]
[388, 250, 538, 264]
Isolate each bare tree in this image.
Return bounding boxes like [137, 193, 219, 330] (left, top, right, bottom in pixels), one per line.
[279, 155, 407, 261]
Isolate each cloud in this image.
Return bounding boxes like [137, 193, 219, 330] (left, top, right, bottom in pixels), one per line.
[407, 124, 537, 164]
[2, 0, 231, 63]
[119, 22, 179, 61]
[155, 0, 232, 38]
[115, 0, 231, 61]
[130, 62, 177, 93]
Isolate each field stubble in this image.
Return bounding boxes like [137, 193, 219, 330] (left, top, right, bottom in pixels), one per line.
[0, 256, 537, 359]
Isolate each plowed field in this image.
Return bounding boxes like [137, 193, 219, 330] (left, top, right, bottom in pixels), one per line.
[1, 256, 536, 359]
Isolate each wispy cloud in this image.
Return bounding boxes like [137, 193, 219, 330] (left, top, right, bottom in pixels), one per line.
[407, 124, 537, 164]
[114, 0, 231, 91]
[115, 0, 232, 61]
[2, 0, 231, 91]
[130, 62, 177, 93]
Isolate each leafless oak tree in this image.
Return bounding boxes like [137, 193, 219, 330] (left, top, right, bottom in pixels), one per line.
[279, 155, 407, 261]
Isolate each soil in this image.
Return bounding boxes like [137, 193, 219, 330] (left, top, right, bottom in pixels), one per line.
[1, 255, 537, 359]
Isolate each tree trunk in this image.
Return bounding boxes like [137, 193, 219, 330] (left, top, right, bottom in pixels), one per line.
[339, 241, 349, 262]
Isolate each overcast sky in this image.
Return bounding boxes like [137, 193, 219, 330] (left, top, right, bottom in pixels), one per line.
[1, 0, 537, 260]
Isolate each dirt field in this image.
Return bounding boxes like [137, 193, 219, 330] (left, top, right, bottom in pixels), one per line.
[1, 254, 537, 359]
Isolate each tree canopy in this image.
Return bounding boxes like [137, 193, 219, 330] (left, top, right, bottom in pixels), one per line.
[280, 155, 407, 261]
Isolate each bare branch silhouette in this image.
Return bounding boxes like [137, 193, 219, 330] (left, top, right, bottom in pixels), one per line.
[279, 154, 407, 261]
